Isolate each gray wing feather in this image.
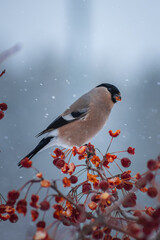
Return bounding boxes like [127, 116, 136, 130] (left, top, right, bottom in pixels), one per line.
[36, 94, 90, 137]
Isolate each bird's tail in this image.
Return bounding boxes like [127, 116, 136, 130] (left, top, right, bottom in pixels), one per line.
[18, 136, 54, 167]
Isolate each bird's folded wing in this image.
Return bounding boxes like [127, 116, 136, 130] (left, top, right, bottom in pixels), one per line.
[36, 95, 90, 137]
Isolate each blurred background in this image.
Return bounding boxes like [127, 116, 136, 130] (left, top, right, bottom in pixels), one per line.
[0, 0, 160, 239]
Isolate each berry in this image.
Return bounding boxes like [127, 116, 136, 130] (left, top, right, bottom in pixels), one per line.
[92, 230, 103, 239]
[69, 175, 78, 184]
[152, 207, 160, 219]
[0, 103, 8, 111]
[145, 172, 154, 181]
[121, 171, 131, 179]
[20, 158, 32, 168]
[8, 190, 20, 201]
[99, 181, 109, 191]
[124, 182, 133, 191]
[147, 187, 158, 198]
[56, 159, 65, 169]
[9, 214, 18, 223]
[0, 110, 4, 120]
[82, 183, 91, 194]
[36, 221, 46, 228]
[127, 147, 135, 155]
[121, 158, 131, 168]
[31, 210, 39, 221]
[122, 193, 137, 208]
[53, 157, 60, 166]
[40, 201, 50, 211]
[147, 160, 158, 171]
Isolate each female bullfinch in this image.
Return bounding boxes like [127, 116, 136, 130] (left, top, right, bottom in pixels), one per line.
[18, 83, 121, 166]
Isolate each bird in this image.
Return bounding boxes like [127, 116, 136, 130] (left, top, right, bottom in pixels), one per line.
[18, 83, 121, 166]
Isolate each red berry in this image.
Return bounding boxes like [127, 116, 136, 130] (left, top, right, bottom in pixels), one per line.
[121, 171, 131, 179]
[69, 175, 78, 184]
[6, 199, 16, 206]
[0, 110, 4, 120]
[145, 172, 154, 181]
[36, 220, 46, 228]
[121, 158, 131, 168]
[16, 199, 27, 216]
[31, 210, 39, 221]
[0, 204, 6, 214]
[116, 183, 124, 189]
[127, 147, 135, 155]
[147, 160, 158, 171]
[20, 157, 32, 168]
[92, 230, 103, 239]
[82, 183, 92, 194]
[31, 194, 39, 203]
[109, 129, 120, 138]
[8, 190, 20, 201]
[55, 196, 63, 203]
[56, 159, 65, 169]
[99, 181, 109, 191]
[16, 199, 27, 206]
[122, 193, 137, 208]
[147, 187, 158, 198]
[135, 173, 141, 179]
[0, 103, 8, 111]
[103, 160, 109, 167]
[124, 182, 133, 191]
[9, 214, 18, 223]
[54, 148, 62, 157]
[53, 157, 60, 166]
[152, 207, 160, 219]
[40, 201, 50, 211]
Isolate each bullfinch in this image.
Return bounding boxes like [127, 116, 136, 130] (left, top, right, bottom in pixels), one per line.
[18, 83, 121, 166]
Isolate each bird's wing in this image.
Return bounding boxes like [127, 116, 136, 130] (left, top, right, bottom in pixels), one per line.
[36, 94, 90, 137]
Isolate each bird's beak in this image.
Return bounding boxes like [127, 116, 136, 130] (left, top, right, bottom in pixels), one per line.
[114, 93, 122, 102]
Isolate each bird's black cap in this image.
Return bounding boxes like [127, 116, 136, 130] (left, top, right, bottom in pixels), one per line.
[96, 83, 121, 103]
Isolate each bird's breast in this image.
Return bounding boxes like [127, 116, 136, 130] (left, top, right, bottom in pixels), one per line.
[58, 104, 111, 148]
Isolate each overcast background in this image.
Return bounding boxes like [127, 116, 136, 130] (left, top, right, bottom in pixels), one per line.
[0, 1, 160, 239]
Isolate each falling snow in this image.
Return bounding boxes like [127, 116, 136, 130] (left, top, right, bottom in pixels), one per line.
[1, 2, 160, 240]
[66, 79, 70, 85]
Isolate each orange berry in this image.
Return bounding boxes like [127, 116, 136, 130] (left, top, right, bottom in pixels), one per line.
[40, 180, 51, 188]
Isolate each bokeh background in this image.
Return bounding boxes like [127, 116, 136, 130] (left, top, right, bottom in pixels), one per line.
[0, 0, 160, 239]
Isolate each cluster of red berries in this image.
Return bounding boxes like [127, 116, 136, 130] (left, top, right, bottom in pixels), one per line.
[0, 190, 19, 223]
[0, 130, 160, 240]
